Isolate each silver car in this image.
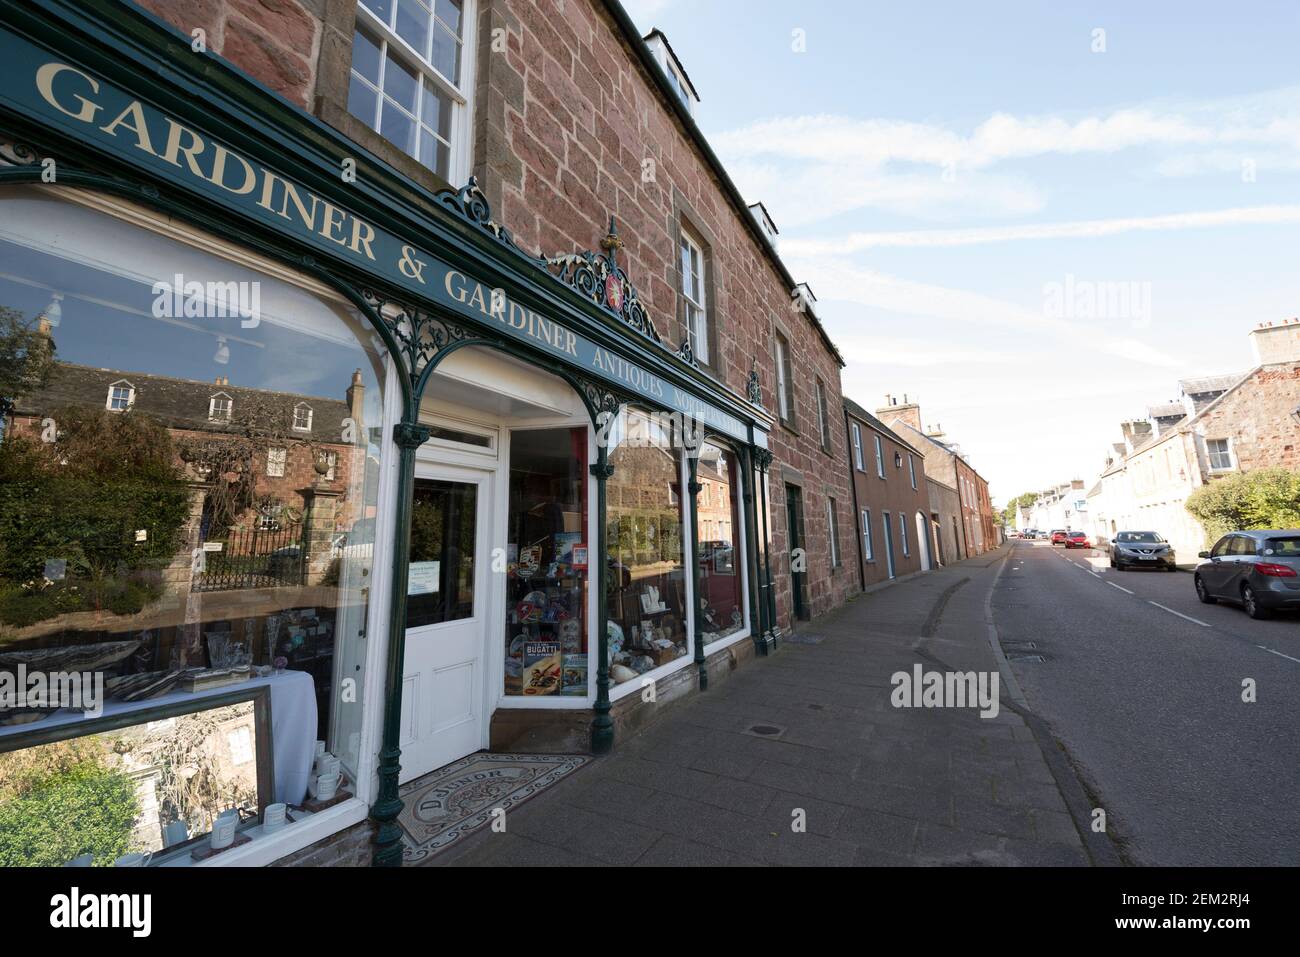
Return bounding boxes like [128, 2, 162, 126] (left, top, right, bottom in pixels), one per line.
[1195, 530, 1300, 619]
[1109, 530, 1177, 571]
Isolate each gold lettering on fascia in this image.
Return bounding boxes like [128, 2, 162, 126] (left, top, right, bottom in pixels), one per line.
[35, 61, 379, 262]
[444, 271, 579, 359]
[592, 347, 666, 399]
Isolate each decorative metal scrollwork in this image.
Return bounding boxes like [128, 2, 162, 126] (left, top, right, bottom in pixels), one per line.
[436, 180, 680, 361]
[0, 136, 45, 168]
[753, 448, 773, 470]
[573, 373, 629, 424]
[359, 288, 473, 380]
[747, 361, 763, 407]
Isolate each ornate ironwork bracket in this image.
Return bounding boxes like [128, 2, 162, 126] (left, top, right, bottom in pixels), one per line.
[747, 361, 763, 407]
[358, 288, 474, 386]
[435, 178, 698, 368]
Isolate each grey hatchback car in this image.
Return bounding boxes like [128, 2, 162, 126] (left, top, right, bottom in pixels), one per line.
[1194, 530, 1300, 619]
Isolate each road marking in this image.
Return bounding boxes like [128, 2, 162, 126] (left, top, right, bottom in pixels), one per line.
[1147, 601, 1209, 627]
[1108, 582, 1134, 594]
[1258, 645, 1300, 664]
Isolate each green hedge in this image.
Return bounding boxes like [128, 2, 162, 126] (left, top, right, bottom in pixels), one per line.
[1185, 468, 1300, 545]
[0, 760, 140, 867]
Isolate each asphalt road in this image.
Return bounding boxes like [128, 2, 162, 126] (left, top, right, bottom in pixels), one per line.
[992, 539, 1300, 866]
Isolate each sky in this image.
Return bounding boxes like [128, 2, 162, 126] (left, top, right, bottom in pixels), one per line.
[620, 0, 1300, 506]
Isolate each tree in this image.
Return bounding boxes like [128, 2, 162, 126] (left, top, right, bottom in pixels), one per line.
[1001, 491, 1037, 526]
[0, 304, 56, 426]
[1185, 468, 1300, 545]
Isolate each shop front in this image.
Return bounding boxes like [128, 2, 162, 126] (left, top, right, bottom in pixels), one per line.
[0, 1, 780, 866]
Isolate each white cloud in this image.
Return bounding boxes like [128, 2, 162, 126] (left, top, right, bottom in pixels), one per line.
[780, 204, 1300, 253]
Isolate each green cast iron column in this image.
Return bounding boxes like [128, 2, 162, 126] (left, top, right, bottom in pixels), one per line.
[590, 448, 615, 754]
[739, 446, 765, 655]
[371, 420, 430, 867]
[687, 456, 707, 690]
[755, 449, 779, 647]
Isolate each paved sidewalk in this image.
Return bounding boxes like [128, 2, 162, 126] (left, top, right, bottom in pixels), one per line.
[437, 547, 1092, 866]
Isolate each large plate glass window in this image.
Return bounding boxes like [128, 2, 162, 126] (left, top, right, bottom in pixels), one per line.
[695, 441, 743, 644]
[502, 427, 588, 698]
[349, 0, 472, 182]
[0, 188, 385, 865]
[606, 409, 688, 687]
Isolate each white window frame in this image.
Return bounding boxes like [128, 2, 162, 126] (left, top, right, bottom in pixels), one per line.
[679, 226, 708, 365]
[267, 447, 287, 478]
[293, 403, 313, 432]
[1206, 437, 1234, 471]
[827, 498, 839, 567]
[900, 513, 909, 557]
[208, 392, 232, 422]
[323, 450, 338, 481]
[874, 434, 885, 478]
[351, 0, 477, 185]
[908, 454, 917, 490]
[861, 507, 873, 561]
[105, 380, 134, 412]
[775, 333, 792, 423]
[852, 422, 864, 471]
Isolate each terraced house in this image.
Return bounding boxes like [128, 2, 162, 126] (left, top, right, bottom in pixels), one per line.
[0, 0, 853, 867]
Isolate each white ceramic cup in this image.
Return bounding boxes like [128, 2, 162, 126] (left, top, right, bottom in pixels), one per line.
[315, 772, 340, 802]
[262, 803, 287, 833]
[314, 753, 340, 779]
[210, 813, 238, 850]
[314, 740, 326, 758]
[162, 820, 189, 847]
[114, 851, 152, 867]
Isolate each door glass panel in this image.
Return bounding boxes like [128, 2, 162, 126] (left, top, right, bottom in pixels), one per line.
[504, 428, 588, 697]
[696, 441, 743, 643]
[406, 479, 476, 628]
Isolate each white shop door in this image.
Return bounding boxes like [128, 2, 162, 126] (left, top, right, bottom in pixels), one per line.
[398, 464, 490, 784]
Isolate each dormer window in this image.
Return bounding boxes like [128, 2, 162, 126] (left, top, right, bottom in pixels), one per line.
[643, 30, 700, 116]
[106, 380, 135, 412]
[209, 393, 233, 422]
[293, 403, 314, 432]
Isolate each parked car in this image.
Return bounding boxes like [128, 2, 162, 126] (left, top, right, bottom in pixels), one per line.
[1109, 530, 1177, 571]
[1050, 529, 1068, 545]
[1064, 531, 1091, 549]
[1194, 530, 1300, 619]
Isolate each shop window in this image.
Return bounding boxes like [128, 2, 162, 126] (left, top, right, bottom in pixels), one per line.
[407, 479, 477, 628]
[502, 427, 589, 697]
[696, 441, 743, 644]
[349, 0, 473, 182]
[0, 189, 385, 865]
[606, 409, 689, 688]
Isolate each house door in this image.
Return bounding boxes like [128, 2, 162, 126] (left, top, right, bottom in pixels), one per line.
[785, 484, 807, 620]
[916, 512, 931, 571]
[399, 464, 491, 783]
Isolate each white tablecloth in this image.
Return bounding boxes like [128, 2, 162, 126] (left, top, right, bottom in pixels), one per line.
[0, 670, 317, 805]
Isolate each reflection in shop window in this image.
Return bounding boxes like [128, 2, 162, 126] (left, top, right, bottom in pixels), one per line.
[0, 188, 384, 865]
[503, 427, 588, 697]
[606, 409, 689, 686]
[695, 440, 744, 643]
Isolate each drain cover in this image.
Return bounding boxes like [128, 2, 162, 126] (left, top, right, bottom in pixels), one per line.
[746, 724, 785, 737]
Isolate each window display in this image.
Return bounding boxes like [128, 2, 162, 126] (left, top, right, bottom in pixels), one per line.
[0, 189, 385, 864]
[503, 427, 588, 697]
[695, 441, 744, 643]
[606, 409, 689, 685]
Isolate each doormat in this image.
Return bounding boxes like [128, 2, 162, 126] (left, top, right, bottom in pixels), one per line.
[398, 752, 590, 864]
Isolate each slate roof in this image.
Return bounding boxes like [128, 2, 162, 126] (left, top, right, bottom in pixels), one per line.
[13, 361, 353, 441]
[1178, 374, 1243, 396]
[1148, 401, 1186, 419]
[842, 396, 923, 456]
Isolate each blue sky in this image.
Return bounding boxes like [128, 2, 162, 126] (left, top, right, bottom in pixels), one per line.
[622, 0, 1300, 503]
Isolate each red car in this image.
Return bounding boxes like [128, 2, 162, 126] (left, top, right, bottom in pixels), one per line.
[1064, 531, 1091, 549]
[1050, 529, 1068, 545]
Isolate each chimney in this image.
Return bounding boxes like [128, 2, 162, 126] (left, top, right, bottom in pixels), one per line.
[346, 368, 366, 439]
[925, 422, 945, 438]
[1249, 317, 1300, 366]
[876, 394, 922, 434]
[1119, 419, 1152, 454]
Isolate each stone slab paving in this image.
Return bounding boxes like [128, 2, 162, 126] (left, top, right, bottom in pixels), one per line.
[434, 546, 1092, 867]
